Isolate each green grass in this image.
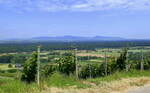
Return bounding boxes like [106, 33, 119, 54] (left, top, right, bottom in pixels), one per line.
[0, 72, 89, 93]
[87, 70, 150, 85]
[0, 78, 40, 93]
[46, 72, 89, 88]
[1, 70, 150, 93]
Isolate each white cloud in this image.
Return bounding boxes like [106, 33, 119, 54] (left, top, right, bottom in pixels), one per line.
[0, 0, 150, 12]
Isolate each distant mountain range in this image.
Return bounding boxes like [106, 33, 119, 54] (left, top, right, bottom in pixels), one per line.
[0, 35, 127, 43]
[3, 35, 150, 43]
[31, 35, 125, 41]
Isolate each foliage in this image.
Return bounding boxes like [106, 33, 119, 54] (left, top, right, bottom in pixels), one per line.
[127, 52, 150, 70]
[58, 56, 76, 75]
[79, 62, 114, 79]
[8, 64, 13, 68]
[43, 64, 58, 77]
[21, 52, 37, 83]
[144, 55, 150, 70]
[115, 48, 128, 70]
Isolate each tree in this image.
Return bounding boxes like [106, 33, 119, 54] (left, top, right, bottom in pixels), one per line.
[116, 48, 128, 70]
[21, 52, 37, 83]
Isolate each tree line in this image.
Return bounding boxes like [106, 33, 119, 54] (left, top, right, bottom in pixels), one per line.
[1, 40, 150, 53]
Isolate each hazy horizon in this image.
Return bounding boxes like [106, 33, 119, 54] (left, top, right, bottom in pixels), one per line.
[0, 0, 150, 39]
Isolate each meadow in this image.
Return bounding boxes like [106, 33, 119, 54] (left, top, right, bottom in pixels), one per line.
[1, 70, 150, 93]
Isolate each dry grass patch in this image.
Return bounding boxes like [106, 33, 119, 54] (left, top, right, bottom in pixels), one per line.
[41, 77, 150, 93]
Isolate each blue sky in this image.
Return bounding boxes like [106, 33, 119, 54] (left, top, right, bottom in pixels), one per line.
[0, 0, 150, 39]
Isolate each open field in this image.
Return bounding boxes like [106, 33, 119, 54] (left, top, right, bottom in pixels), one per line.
[0, 64, 16, 70]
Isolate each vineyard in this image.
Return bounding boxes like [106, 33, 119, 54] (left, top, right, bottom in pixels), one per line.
[1, 42, 150, 93]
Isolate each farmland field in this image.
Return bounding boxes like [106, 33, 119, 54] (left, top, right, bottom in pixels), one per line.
[0, 64, 16, 70]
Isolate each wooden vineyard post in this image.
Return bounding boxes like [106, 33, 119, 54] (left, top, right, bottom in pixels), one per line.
[141, 49, 144, 71]
[74, 48, 78, 79]
[126, 51, 129, 72]
[89, 64, 92, 79]
[104, 49, 108, 76]
[37, 46, 41, 85]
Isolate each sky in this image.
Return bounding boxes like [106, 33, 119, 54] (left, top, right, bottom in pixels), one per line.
[0, 0, 150, 39]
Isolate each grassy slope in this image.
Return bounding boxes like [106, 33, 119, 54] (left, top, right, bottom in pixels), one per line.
[1, 70, 150, 93]
[87, 70, 150, 84]
[41, 70, 150, 93]
[0, 79, 39, 93]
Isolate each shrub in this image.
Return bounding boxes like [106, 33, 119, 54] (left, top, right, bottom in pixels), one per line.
[21, 52, 37, 83]
[8, 64, 13, 68]
[43, 64, 58, 77]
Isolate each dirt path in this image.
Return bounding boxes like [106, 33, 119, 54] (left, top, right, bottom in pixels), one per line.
[127, 84, 150, 93]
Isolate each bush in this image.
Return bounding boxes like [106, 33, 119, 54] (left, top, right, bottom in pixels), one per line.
[8, 64, 13, 68]
[43, 64, 58, 77]
[79, 63, 105, 79]
[79, 58, 117, 79]
[58, 56, 75, 75]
